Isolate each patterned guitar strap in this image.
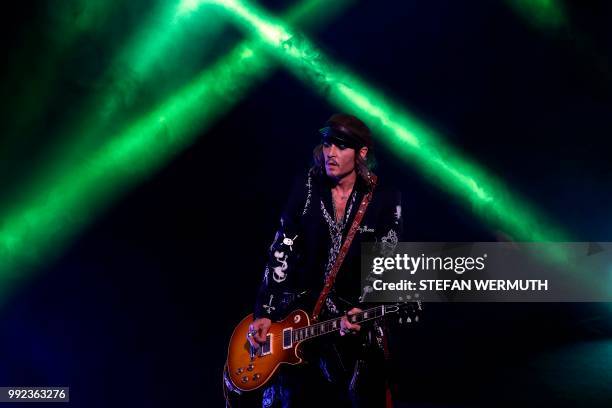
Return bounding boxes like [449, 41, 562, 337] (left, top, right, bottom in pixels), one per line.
[312, 174, 377, 322]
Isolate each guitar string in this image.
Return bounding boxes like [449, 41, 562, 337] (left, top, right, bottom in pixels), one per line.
[261, 304, 407, 352]
[291, 305, 387, 342]
[262, 304, 406, 347]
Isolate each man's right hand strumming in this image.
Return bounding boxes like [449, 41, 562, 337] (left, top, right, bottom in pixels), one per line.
[247, 318, 271, 349]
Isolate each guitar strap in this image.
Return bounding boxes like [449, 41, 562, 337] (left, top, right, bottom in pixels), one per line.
[312, 175, 377, 322]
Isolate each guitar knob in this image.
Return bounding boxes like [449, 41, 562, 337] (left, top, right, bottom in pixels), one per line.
[247, 364, 254, 371]
[236, 368, 244, 374]
[241, 376, 249, 383]
[253, 373, 261, 380]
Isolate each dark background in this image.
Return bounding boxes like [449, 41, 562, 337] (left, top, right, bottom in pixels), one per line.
[1, 0, 612, 406]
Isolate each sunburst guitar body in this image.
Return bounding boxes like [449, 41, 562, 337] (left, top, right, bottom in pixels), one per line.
[226, 309, 311, 391]
[225, 302, 421, 392]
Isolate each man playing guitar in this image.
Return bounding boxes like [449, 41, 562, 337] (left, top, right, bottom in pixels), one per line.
[245, 113, 404, 407]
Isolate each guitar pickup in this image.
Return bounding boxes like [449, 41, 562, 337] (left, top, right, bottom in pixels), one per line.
[282, 327, 292, 349]
[260, 333, 272, 356]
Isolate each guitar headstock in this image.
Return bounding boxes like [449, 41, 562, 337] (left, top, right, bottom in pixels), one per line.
[384, 300, 423, 325]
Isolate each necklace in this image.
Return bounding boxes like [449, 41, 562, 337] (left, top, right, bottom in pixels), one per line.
[331, 190, 355, 226]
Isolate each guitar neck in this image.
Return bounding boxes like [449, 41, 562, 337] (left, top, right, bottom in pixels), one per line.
[291, 305, 390, 343]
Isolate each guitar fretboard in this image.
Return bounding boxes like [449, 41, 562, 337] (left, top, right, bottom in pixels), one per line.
[289, 305, 387, 343]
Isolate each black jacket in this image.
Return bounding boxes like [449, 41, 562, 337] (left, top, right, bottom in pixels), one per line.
[254, 170, 403, 321]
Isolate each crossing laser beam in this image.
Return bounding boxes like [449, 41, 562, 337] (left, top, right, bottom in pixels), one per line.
[208, 0, 570, 246]
[0, 0, 352, 302]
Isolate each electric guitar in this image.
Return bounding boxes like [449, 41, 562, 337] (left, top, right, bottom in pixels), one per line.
[225, 302, 421, 391]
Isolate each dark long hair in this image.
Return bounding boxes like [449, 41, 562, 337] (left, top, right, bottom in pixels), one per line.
[309, 144, 377, 189]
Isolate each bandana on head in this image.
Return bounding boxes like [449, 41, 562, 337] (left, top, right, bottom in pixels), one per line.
[319, 124, 365, 149]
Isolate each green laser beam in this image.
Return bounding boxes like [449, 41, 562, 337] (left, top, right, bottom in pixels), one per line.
[99, 0, 228, 121]
[205, 0, 571, 246]
[1, 0, 230, 222]
[506, 0, 567, 31]
[0, 0, 352, 303]
[62, 0, 228, 145]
